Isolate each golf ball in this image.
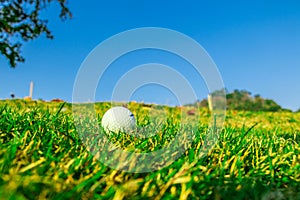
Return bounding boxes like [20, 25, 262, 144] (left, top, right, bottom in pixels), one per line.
[101, 106, 136, 133]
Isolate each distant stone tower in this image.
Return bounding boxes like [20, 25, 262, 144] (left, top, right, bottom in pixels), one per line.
[29, 81, 34, 99]
[208, 93, 213, 112]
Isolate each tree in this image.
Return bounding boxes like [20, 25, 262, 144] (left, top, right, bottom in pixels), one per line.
[215, 89, 283, 111]
[0, 0, 72, 67]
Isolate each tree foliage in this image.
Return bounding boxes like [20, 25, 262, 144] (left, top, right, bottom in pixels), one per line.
[195, 89, 285, 112]
[0, 0, 72, 67]
[225, 89, 282, 112]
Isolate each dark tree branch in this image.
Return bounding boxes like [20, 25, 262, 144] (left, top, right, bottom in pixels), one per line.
[0, 0, 72, 67]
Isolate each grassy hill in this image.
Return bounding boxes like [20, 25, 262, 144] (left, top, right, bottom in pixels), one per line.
[0, 99, 299, 199]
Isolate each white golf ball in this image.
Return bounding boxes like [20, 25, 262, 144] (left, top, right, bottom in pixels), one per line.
[101, 106, 136, 133]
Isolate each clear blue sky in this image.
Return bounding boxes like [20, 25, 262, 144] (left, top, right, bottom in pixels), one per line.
[1, 0, 300, 111]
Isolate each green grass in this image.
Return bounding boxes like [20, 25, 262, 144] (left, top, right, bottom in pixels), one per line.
[0, 99, 299, 199]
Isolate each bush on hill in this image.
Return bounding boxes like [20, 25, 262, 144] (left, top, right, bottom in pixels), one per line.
[195, 89, 285, 112]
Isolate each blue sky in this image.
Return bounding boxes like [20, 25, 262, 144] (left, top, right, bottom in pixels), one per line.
[0, 1, 300, 111]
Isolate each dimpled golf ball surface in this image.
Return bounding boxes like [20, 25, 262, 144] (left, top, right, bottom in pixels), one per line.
[101, 107, 136, 133]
